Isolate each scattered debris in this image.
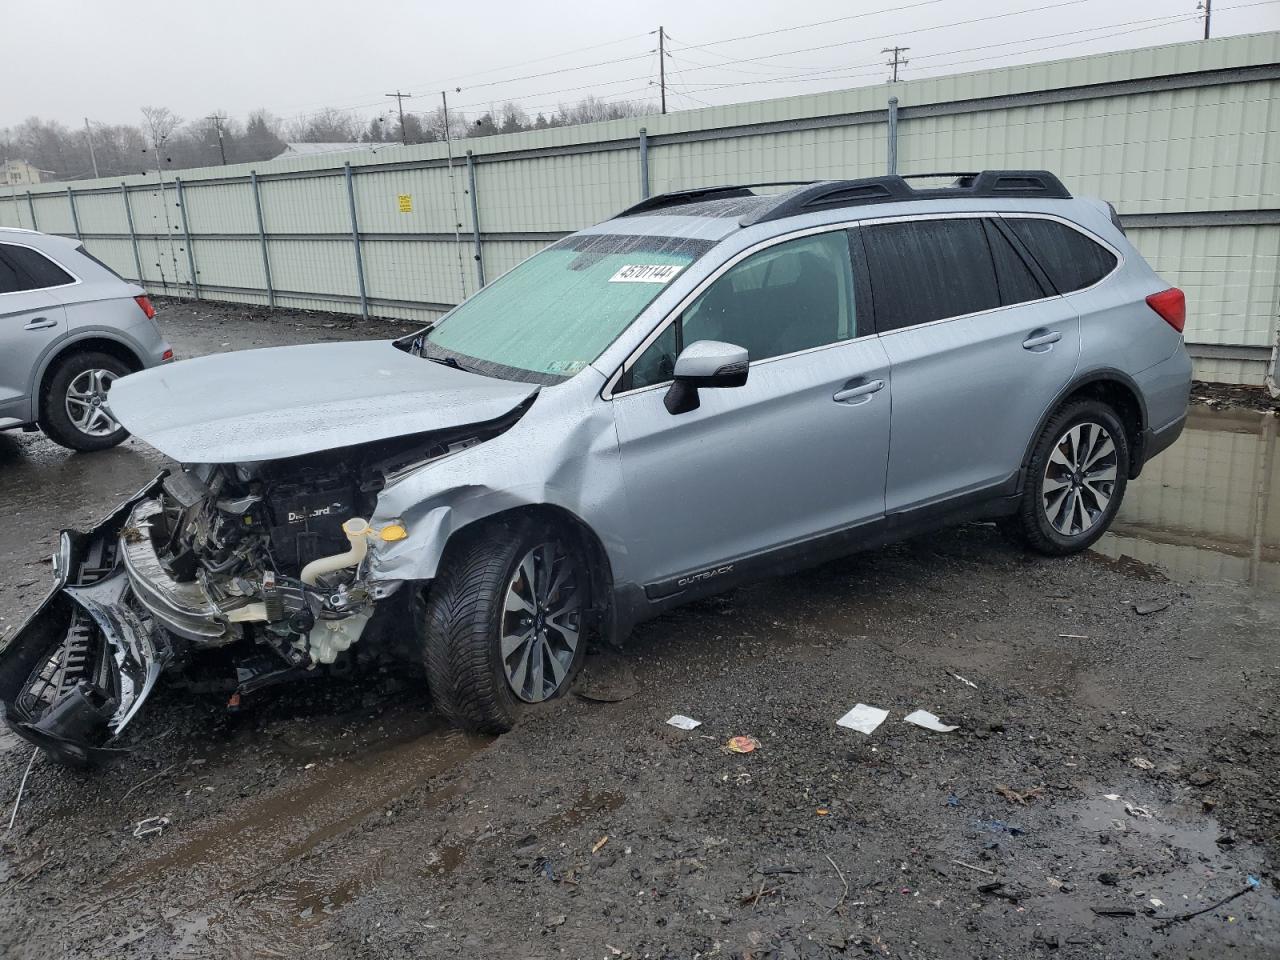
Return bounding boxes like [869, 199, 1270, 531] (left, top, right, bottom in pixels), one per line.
[726, 736, 760, 754]
[836, 703, 888, 734]
[977, 881, 1021, 901]
[1134, 599, 1171, 615]
[1153, 880, 1259, 927]
[995, 783, 1045, 805]
[1102, 793, 1121, 801]
[1149, 897, 1165, 908]
[951, 859, 995, 876]
[133, 816, 171, 839]
[1131, 757, 1156, 770]
[6, 750, 37, 832]
[1058, 633, 1090, 639]
[666, 715, 701, 730]
[950, 672, 978, 689]
[591, 835, 609, 854]
[121, 763, 180, 803]
[904, 709, 958, 733]
[1124, 803, 1154, 819]
[824, 854, 850, 916]
[1092, 905, 1137, 917]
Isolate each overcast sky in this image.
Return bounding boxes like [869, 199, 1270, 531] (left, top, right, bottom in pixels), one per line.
[3, 0, 1276, 130]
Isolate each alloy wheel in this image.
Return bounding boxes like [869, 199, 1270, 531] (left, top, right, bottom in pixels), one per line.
[500, 541, 581, 703]
[65, 369, 121, 438]
[1042, 421, 1118, 537]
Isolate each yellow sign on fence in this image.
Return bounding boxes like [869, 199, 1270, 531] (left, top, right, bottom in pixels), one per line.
[397, 194, 413, 213]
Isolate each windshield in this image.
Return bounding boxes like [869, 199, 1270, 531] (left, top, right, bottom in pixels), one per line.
[422, 233, 714, 381]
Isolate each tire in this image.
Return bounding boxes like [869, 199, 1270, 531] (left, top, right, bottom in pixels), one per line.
[38, 350, 132, 452]
[1010, 399, 1130, 556]
[420, 517, 588, 734]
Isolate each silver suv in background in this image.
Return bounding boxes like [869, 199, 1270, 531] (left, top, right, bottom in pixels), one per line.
[0, 171, 1191, 765]
[0, 228, 172, 451]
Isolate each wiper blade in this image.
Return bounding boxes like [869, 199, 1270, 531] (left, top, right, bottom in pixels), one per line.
[425, 354, 469, 372]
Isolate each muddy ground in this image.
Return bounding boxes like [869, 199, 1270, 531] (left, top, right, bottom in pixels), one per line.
[1, 298, 1277, 960]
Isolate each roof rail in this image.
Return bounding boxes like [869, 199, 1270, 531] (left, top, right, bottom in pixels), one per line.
[738, 170, 1071, 226]
[615, 181, 813, 218]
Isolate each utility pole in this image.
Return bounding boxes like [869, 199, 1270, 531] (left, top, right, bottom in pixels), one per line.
[441, 89, 468, 299]
[882, 46, 910, 83]
[385, 91, 412, 144]
[1198, 0, 1212, 39]
[658, 26, 667, 115]
[206, 113, 227, 164]
[83, 118, 99, 178]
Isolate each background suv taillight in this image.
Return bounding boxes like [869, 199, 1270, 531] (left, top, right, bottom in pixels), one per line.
[134, 295, 156, 320]
[1145, 288, 1185, 333]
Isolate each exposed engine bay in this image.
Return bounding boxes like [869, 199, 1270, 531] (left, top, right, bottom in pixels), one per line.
[0, 418, 514, 766]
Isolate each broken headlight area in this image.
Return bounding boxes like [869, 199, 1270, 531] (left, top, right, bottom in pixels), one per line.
[0, 426, 486, 766]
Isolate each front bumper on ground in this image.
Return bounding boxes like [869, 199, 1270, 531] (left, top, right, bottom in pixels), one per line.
[0, 477, 170, 765]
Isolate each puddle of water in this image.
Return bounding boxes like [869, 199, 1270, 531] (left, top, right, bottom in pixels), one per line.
[1094, 408, 1279, 595]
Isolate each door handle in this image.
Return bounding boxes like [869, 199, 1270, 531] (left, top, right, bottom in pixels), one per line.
[1022, 330, 1062, 350]
[833, 378, 885, 404]
[23, 317, 57, 331]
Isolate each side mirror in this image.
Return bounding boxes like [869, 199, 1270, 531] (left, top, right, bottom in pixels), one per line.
[664, 340, 749, 415]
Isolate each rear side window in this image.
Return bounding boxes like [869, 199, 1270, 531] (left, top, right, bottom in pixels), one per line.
[983, 220, 1050, 306]
[861, 218, 1000, 331]
[0, 254, 26, 294]
[1003, 217, 1117, 293]
[0, 243, 75, 292]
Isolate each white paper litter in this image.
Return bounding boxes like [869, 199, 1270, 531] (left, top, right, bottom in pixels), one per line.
[950, 673, 978, 689]
[836, 703, 889, 735]
[1102, 793, 1121, 801]
[666, 715, 701, 730]
[904, 709, 959, 733]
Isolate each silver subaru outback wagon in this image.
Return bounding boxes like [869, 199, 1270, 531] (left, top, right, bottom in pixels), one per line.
[0, 228, 173, 451]
[0, 171, 1191, 765]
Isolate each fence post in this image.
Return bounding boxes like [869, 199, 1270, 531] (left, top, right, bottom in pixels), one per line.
[121, 184, 144, 283]
[344, 162, 369, 320]
[886, 97, 899, 175]
[638, 127, 650, 199]
[26, 191, 37, 231]
[250, 171, 275, 308]
[174, 178, 200, 299]
[66, 186, 81, 240]
[465, 151, 485, 289]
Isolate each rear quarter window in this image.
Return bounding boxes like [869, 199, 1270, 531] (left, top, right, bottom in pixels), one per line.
[1003, 217, 1117, 293]
[0, 243, 75, 291]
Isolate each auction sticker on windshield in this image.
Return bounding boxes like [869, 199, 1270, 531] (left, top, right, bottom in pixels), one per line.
[609, 264, 683, 283]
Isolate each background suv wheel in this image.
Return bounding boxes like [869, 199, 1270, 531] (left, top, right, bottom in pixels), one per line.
[420, 516, 587, 733]
[38, 350, 132, 452]
[1011, 398, 1130, 556]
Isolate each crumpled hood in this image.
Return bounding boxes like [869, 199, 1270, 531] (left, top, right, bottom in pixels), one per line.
[108, 340, 538, 463]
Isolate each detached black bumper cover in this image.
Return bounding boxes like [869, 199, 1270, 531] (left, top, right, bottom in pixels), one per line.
[0, 476, 170, 765]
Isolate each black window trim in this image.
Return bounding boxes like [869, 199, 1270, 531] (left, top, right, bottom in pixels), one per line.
[606, 223, 874, 400]
[0, 239, 82, 297]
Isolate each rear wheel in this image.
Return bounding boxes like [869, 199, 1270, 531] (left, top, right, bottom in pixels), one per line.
[1010, 399, 1129, 556]
[420, 517, 587, 733]
[38, 351, 132, 451]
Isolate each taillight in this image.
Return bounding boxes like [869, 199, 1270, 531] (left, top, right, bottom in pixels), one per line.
[134, 295, 156, 319]
[1145, 288, 1185, 333]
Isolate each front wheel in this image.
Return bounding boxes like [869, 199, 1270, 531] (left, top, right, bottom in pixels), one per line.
[1010, 399, 1130, 556]
[420, 518, 588, 733]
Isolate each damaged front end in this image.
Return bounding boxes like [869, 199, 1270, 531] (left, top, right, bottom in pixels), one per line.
[0, 416, 513, 766]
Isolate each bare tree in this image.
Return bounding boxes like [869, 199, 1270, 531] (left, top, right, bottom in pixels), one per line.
[140, 106, 182, 149]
